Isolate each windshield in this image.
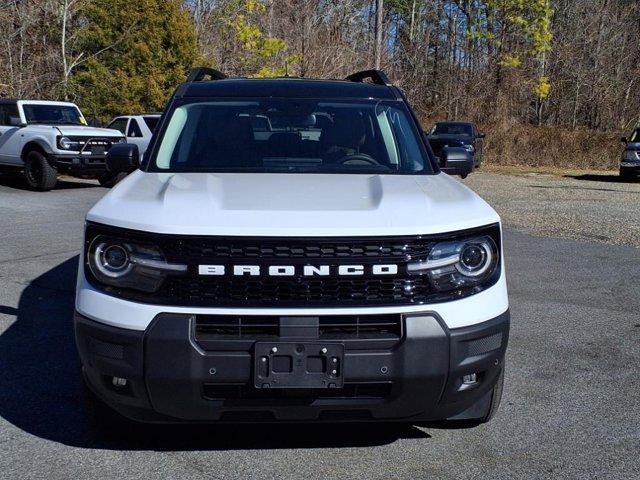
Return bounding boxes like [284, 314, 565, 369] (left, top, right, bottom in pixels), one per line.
[150, 99, 433, 174]
[22, 103, 86, 125]
[432, 123, 472, 136]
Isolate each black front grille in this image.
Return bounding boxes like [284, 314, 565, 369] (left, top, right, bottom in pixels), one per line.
[162, 276, 431, 307]
[194, 314, 402, 342]
[85, 223, 501, 307]
[169, 238, 431, 262]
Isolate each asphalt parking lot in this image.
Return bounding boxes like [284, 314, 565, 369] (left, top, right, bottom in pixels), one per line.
[0, 172, 639, 479]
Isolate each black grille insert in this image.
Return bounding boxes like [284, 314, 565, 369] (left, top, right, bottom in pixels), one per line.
[194, 314, 403, 343]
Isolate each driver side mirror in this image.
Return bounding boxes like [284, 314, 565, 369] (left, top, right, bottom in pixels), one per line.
[8, 116, 26, 127]
[106, 143, 140, 175]
[478, 132, 486, 139]
[621, 137, 628, 144]
[440, 147, 474, 178]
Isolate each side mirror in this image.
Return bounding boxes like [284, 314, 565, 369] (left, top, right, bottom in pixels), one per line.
[478, 132, 486, 139]
[621, 137, 628, 144]
[8, 116, 25, 127]
[106, 143, 139, 175]
[440, 147, 474, 178]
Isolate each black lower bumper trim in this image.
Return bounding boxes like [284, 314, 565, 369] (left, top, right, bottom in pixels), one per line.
[74, 310, 510, 423]
[51, 154, 107, 175]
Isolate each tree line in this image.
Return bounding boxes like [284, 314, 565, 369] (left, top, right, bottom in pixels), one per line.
[1, 0, 638, 167]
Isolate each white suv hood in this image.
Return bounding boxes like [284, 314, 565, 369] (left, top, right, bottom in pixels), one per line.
[55, 125, 123, 137]
[87, 171, 500, 236]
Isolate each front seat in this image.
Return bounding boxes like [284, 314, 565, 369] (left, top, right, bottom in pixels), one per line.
[320, 111, 366, 164]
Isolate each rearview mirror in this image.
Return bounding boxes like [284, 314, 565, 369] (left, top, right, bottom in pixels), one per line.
[8, 116, 25, 127]
[440, 147, 474, 178]
[106, 143, 139, 175]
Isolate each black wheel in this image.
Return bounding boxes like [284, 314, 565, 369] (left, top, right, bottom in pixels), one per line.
[460, 173, 468, 179]
[82, 374, 128, 435]
[24, 150, 57, 191]
[620, 168, 635, 181]
[98, 172, 127, 188]
[428, 366, 505, 429]
[479, 366, 504, 423]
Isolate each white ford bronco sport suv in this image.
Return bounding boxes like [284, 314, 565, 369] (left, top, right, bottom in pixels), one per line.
[0, 99, 124, 190]
[75, 68, 509, 425]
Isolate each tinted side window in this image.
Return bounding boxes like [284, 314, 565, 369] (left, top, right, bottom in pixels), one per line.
[0, 103, 18, 126]
[127, 119, 143, 137]
[108, 118, 128, 134]
[143, 116, 159, 132]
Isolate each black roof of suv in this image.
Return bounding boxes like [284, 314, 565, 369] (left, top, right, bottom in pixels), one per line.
[174, 68, 402, 100]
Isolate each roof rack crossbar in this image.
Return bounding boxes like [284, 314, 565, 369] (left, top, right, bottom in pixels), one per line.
[345, 69, 392, 86]
[186, 67, 227, 83]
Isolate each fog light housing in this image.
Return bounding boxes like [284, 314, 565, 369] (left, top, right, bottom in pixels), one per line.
[462, 373, 478, 385]
[111, 376, 128, 388]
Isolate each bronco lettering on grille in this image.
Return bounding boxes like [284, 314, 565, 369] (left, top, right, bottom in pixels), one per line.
[197, 264, 399, 276]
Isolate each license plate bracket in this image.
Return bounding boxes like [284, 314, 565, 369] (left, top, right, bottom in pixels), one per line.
[254, 342, 344, 389]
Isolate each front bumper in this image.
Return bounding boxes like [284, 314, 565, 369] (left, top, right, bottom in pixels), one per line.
[50, 153, 107, 176]
[620, 162, 640, 172]
[75, 309, 510, 423]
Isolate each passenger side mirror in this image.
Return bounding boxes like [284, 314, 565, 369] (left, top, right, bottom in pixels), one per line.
[8, 116, 25, 127]
[478, 132, 486, 139]
[621, 137, 628, 144]
[106, 143, 140, 175]
[441, 147, 474, 178]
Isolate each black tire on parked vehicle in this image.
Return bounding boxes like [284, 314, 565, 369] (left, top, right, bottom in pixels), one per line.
[98, 172, 127, 188]
[479, 365, 505, 423]
[426, 365, 505, 429]
[620, 168, 635, 181]
[82, 374, 128, 435]
[24, 150, 58, 191]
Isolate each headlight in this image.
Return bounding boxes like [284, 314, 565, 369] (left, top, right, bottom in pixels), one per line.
[624, 150, 638, 161]
[87, 235, 187, 293]
[58, 136, 83, 150]
[58, 136, 73, 149]
[464, 144, 475, 153]
[407, 235, 498, 292]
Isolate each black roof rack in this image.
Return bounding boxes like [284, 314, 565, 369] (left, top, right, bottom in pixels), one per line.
[186, 67, 227, 83]
[345, 69, 392, 86]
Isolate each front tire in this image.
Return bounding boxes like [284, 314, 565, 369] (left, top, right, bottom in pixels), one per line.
[620, 168, 636, 181]
[24, 150, 58, 191]
[98, 172, 127, 188]
[82, 374, 128, 435]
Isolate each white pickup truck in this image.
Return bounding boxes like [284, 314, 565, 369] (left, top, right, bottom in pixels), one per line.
[0, 99, 124, 190]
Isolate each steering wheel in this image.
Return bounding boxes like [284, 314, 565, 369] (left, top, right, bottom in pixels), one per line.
[337, 153, 380, 166]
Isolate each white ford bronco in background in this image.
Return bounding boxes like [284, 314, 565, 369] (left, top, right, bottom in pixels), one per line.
[75, 68, 510, 426]
[0, 99, 124, 190]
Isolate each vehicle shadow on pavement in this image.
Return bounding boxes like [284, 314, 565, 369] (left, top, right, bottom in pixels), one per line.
[565, 173, 639, 184]
[0, 173, 99, 191]
[0, 257, 429, 450]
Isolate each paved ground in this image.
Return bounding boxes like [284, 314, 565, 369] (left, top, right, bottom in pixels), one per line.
[463, 170, 640, 247]
[0, 173, 639, 479]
